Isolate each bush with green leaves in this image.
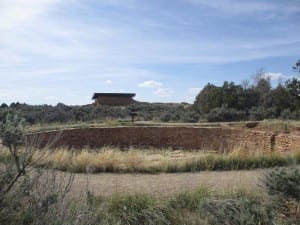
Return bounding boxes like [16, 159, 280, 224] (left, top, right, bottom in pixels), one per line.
[181, 111, 200, 122]
[202, 197, 275, 225]
[160, 112, 172, 122]
[0, 113, 26, 151]
[108, 194, 170, 225]
[262, 167, 300, 225]
[263, 167, 300, 201]
[168, 187, 210, 210]
[205, 107, 247, 122]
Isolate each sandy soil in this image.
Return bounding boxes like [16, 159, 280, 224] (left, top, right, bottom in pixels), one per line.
[70, 169, 265, 197]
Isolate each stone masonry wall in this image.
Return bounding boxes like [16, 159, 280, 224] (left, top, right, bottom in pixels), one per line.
[32, 127, 285, 152]
[275, 133, 300, 152]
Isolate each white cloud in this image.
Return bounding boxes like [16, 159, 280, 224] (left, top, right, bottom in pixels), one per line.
[105, 79, 112, 84]
[154, 88, 173, 97]
[138, 80, 162, 88]
[263, 72, 284, 80]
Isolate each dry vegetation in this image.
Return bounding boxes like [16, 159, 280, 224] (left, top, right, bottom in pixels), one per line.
[1, 145, 295, 173]
[1, 113, 300, 225]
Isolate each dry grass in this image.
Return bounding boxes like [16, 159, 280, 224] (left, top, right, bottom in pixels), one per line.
[25, 145, 300, 173]
[1, 142, 299, 174]
[31, 147, 212, 173]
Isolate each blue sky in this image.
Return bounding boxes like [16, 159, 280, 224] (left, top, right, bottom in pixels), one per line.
[0, 0, 299, 105]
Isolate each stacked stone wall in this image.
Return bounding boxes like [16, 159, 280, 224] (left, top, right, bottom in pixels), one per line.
[32, 127, 287, 152]
[275, 133, 300, 152]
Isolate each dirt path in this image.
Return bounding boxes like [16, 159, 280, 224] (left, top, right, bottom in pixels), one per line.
[70, 169, 265, 197]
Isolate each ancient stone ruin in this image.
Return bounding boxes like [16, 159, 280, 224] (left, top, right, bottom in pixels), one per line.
[32, 126, 300, 153]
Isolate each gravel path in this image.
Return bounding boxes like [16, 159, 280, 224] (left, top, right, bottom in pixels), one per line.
[70, 169, 265, 197]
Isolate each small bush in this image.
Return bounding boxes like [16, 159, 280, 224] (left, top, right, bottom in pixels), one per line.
[280, 109, 300, 120]
[263, 167, 300, 201]
[108, 194, 170, 225]
[160, 112, 172, 122]
[202, 197, 274, 225]
[181, 111, 200, 123]
[168, 187, 210, 210]
[205, 107, 247, 122]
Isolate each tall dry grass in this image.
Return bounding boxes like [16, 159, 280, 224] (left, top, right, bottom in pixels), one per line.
[25, 145, 300, 173]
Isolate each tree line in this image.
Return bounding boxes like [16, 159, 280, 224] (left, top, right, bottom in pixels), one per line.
[193, 60, 300, 121]
[193, 75, 300, 121]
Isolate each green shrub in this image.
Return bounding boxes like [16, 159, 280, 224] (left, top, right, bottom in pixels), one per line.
[160, 112, 172, 122]
[168, 187, 210, 210]
[108, 194, 170, 225]
[202, 197, 274, 225]
[181, 111, 200, 123]
[263, 167, 300, 201]
[205, 107, 247, 122]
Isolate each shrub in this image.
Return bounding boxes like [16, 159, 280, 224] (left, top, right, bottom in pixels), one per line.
[249, 106, 279, 121]
[108, 194, 170, 225]
[160, 112, 172, 122]
[202, 197, 274, 225]
[205, 107, 247, 122]
[280, 109, 300, 120]
[263, 167, 300, 201]
[168, 187, 210, 210]
[181, 111, 200, 123]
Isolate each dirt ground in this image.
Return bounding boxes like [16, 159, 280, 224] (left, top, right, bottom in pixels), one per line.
[70, 169, 265, 197]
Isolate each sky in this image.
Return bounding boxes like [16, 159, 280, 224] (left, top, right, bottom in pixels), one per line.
[0, 0, 299, 105]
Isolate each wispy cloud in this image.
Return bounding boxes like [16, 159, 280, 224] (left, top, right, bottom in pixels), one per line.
[138, 80, 162, 88]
